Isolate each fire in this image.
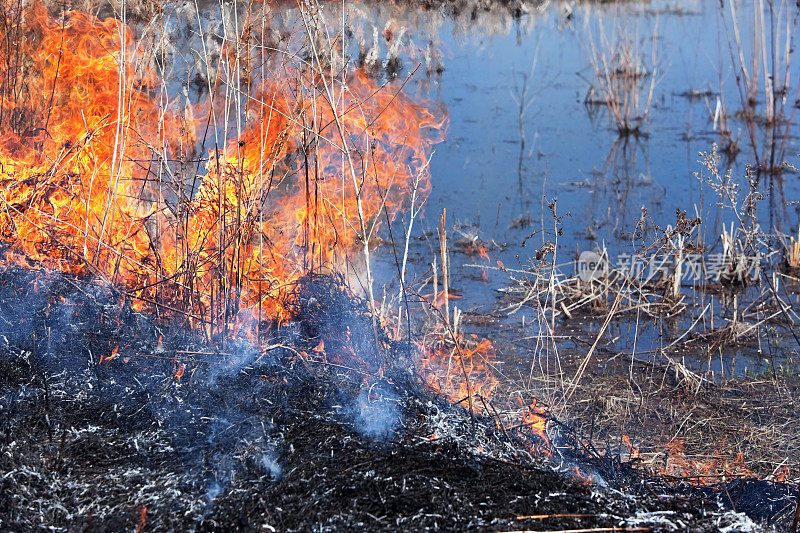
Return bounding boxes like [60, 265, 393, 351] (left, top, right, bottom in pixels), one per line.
[572, 465, 595, 486]
[423, 290, 461, 308]
[772, 465, 790, 483]
[136, 505, 146, 533]
[418, 334, 499, 413]
[517, 398, 553, 456]
[100, 345, 119, 364]
[659, 438, 755, 485]
[622, 434, 640, 461]
[0, 2, 444, 335]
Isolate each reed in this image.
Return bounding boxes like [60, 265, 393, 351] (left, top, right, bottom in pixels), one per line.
[719, 0, 799, 175]
[0, 0, 443, 345]
[585, 13, 660, 137]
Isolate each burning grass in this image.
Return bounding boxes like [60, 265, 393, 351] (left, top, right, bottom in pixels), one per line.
[0, 0, 445, 333]
[0, 0, 798, 530]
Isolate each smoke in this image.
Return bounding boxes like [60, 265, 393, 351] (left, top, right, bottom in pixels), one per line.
[261, 454, 282, 479]
[0, 264, 416, 520]
[347, 382, 402, 441]
[203, 334, 272, 387]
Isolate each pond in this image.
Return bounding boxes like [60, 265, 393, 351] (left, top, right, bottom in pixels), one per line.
[334, 0, 800, 376]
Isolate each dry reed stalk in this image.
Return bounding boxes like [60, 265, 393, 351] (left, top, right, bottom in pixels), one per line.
[720, 0, 798, 174]
[397, 154, 431, 338]
[787, 227, 800, 269]
[439, 208, 450, 326]
[585, 13, 659, 136]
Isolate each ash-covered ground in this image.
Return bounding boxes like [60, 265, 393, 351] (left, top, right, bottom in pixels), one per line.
[0, 267, 790, 531]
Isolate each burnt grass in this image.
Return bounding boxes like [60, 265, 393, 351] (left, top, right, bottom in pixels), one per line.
[0, 267, 790, 531]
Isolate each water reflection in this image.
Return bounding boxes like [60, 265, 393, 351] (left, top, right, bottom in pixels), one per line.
[585, 136, 655, 240]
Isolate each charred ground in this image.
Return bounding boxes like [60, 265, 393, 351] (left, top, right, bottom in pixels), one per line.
[0, 267, 787, 532]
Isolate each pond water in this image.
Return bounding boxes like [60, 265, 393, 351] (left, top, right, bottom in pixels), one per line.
[339, 0, 800, 375]
[370, 0, 799, 298]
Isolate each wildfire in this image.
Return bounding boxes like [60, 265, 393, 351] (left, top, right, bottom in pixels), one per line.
[659, 438, 755, 485]
[517, 398, 553, 456]
[418, 334, 499, 414]
[0, 2, 445, 335]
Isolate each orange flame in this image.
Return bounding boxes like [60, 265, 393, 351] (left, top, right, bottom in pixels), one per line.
[517, 398, 553, 457]
[0, 3, 445, 334]
[659, 438, 755, 485]
[418, 334, 499, 414]
[136, 505, 147, 533]
[100, 345, 119, 364]
[622, 434, 640, 461]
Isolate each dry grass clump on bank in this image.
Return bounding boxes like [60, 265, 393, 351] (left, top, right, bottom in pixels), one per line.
[453, 145, 800, 496]
[498, 146, 800, 356]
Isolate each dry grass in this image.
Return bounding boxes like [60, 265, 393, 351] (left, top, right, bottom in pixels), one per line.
[554, 356, 800, 483]
[454, 145, 800, 488]
[718, 0, 798, 175]
[0, 0, 444, 344]
[585, 12, 659, 136]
